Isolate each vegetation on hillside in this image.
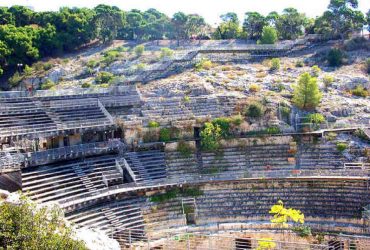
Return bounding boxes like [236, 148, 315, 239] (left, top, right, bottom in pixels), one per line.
[292, 72, 322, 110]
[0, 0, 366, 78]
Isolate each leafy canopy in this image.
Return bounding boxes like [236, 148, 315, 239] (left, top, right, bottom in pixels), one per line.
[269, 200, 305, 227]
[0, 193, 87, 250]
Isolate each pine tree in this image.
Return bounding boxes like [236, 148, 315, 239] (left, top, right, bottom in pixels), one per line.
[292, 72, 322, 110]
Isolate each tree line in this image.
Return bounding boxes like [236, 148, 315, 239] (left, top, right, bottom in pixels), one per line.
[0, 0, 369, 76]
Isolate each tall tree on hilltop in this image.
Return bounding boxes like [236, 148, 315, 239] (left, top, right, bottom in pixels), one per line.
[94, 4, 125, 43]
[243, 12, 267, 40]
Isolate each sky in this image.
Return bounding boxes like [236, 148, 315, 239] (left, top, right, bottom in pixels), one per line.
[1, 0, 370, 25]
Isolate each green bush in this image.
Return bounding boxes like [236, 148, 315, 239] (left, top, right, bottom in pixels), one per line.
[149, 187, 203, 203]
[8, 72, 23, 87]
[295, 60, 304, 67]
[150, 188, 179, 203]
[354, 129, 369, 141]
[307, 113, 325, 124]
[270, 58, 280, 71]
[134, 45, 145, 56]
[366, 58, 370, 74]
[183, 95, 190, 102]
[40, 79, 56, 90]
[336, 142, 348, 152]
[81, 82, 91, 88]
[310, 65, 321, 77]
[135, 63, 146, 70]
[148, 121, 160, 128]
[0, 193, 87, 249]
[322, 75, 334, 88]
[43, 62, 53, 71]
[200, 122, 221, 151]
[344, 37, 368, 51]
[86, 60, 99, 68]
[258, 26, 278, 44]
[159, 128, 171, 142]
[195, 58, 213, 71]
[160, 47, 174, 59]
[102, 50, 120, 65]
[351, 85, 369, 97]
[266, 126, 280, 134]
[327, 48, 345, 67]
[245, 102, 264, 118]
[95, 71, 114, 84]
[177, 141, 193, 158]
[212, 117, 231, 137]
[293, 225, 312, 237]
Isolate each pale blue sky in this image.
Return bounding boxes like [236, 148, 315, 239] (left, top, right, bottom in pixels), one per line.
[1, 0, 369, 25]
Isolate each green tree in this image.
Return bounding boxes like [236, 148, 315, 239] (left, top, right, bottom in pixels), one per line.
[258, 26, 278, 44]
[8, 5, 34, 26]
[172, 12, 188, 45]
[126, 11, 143, 40]
[275, 8, 307, 40]
[200, 122, 222, 151]
[0, 7, 15, 25]
[292, 72, 322, 110]
[320, 0, 365, 40]
[94, 5, 125, 43]
[243, 12, 267, 40]
[214, 12, 242, 39]
[0, 193, 87, 249]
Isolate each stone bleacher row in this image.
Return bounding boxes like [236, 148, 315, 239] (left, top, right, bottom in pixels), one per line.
[140, 96, 239, 125]
[65, 197, 147, 246]
[143, 178, 370, 237]
[21, 155, 123, 202]
[166, 144, 296, 177]
[0, 97, 114, 139]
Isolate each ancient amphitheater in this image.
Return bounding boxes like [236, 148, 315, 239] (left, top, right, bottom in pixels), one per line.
[0, 41, 369, 250]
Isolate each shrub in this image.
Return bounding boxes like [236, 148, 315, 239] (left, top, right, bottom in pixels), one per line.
[195, 58, 213, 71]
[81, 82, 91, 88]
[249, 84, 261, 92]
[134, 45, 145, 56]
[40, 79, 56, 90]
[351, 85, 369, 97]
[135, 63, 146, 70]
[200, 122, 221, 151]
[270, 58, 280, 71]
[327, 48, 345, 67]
[150, 188, 179, 203]
[336, 142, 348, 152]
[8, 72, 23, 87]
[95, 71, 114, 84]
[159, 128, 171, 142]
[43, 62, 53, 71]
[266, 126, 280, 134]
[160, 47, 174, 59]
[177, 141, 193, 157]
[86, 60, 99, 68]
[295, 60, 304, 67]
[322, 75, 334, 88]
[245, 102, 264, 118]
[258, 26, 278, 44]
[307, 113, 325, 124]
[310, 65, 321, 77]
[230, 115, 243, 126]
[292, 72, 322, 110]
[293, 225, 312, 237]
[183, 95, 190, 102]
[212, 117, 231, 137]
[148, 121, 160, 128]
[102, 50, 120, 65]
